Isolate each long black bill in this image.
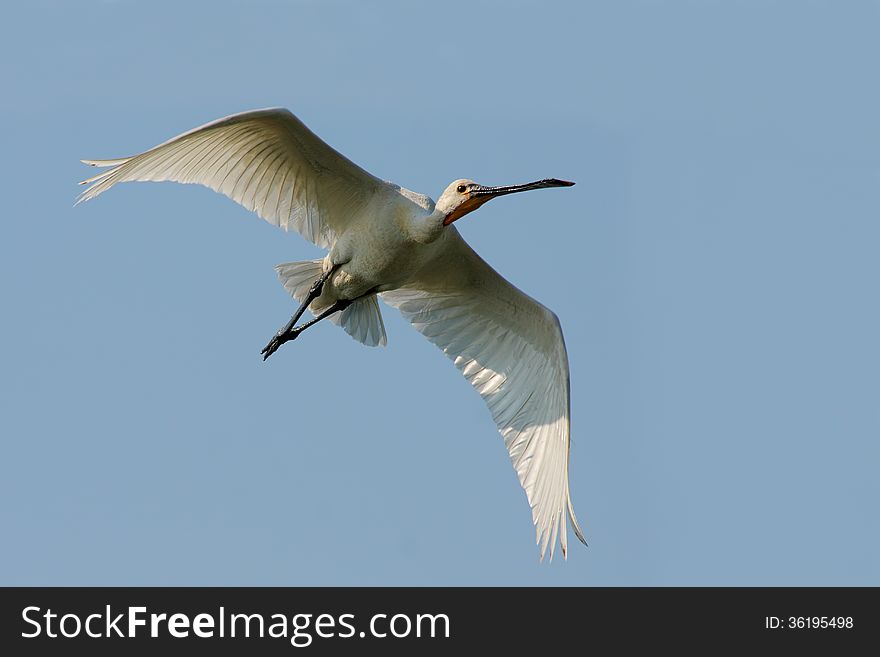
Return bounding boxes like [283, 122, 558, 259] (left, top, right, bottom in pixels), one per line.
[472, 178, 575, 198]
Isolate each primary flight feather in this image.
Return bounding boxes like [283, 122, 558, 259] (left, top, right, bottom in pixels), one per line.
[78, 108, 585, 560]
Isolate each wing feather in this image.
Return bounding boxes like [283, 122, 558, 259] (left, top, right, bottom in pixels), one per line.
[77, 108, 394, 249]
[381, 230, 586, 560]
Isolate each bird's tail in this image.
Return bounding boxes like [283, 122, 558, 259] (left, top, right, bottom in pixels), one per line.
[275, 260, 387, 347]
[275, 259, 326, 308]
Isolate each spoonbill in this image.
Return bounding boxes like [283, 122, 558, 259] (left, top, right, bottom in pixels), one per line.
[77, 108, 586, 560]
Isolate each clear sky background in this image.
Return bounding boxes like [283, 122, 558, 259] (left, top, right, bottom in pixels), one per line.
[1, 0, 878, 585]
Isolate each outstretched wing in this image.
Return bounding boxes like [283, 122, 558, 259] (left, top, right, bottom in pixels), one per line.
[77, 108, 393, 249]
[381, 229, 586, 560]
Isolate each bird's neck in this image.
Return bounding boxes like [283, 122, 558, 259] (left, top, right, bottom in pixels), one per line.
[406, 208, 447, 244]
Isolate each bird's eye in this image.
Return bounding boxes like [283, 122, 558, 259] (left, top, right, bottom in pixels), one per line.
[456, 184, 467, 193]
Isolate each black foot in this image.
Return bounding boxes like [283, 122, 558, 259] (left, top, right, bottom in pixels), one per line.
[261, 330, 299, 360]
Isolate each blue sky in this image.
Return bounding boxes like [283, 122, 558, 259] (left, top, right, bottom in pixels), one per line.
[1, 0, 878, 585]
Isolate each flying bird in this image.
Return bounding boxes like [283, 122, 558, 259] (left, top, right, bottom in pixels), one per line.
[77, 108, 586, 560]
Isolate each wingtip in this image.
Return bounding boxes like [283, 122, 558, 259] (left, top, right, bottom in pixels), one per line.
[568, 498, 588, 547]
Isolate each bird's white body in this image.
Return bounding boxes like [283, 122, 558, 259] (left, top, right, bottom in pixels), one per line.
[78, 108, 586, 560]
[322, 186, 437, 300]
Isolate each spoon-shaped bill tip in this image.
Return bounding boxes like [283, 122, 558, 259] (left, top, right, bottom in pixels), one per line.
[541, 178, 575, 187]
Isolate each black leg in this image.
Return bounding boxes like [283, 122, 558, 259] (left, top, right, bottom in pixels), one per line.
[261, 298, 352, 360]
[283, 268, 334, 335]
[260, 268, 333, 360]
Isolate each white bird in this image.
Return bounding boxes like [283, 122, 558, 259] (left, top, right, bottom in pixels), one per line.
[77, 108, 586, 560]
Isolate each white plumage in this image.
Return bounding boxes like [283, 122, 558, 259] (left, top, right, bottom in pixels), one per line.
[78, 108, 585, 560]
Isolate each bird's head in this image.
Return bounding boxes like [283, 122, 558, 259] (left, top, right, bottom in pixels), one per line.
[436, 178, 575, 226]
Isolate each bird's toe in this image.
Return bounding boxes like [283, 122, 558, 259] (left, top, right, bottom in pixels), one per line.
[261, 338, 280, 359]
